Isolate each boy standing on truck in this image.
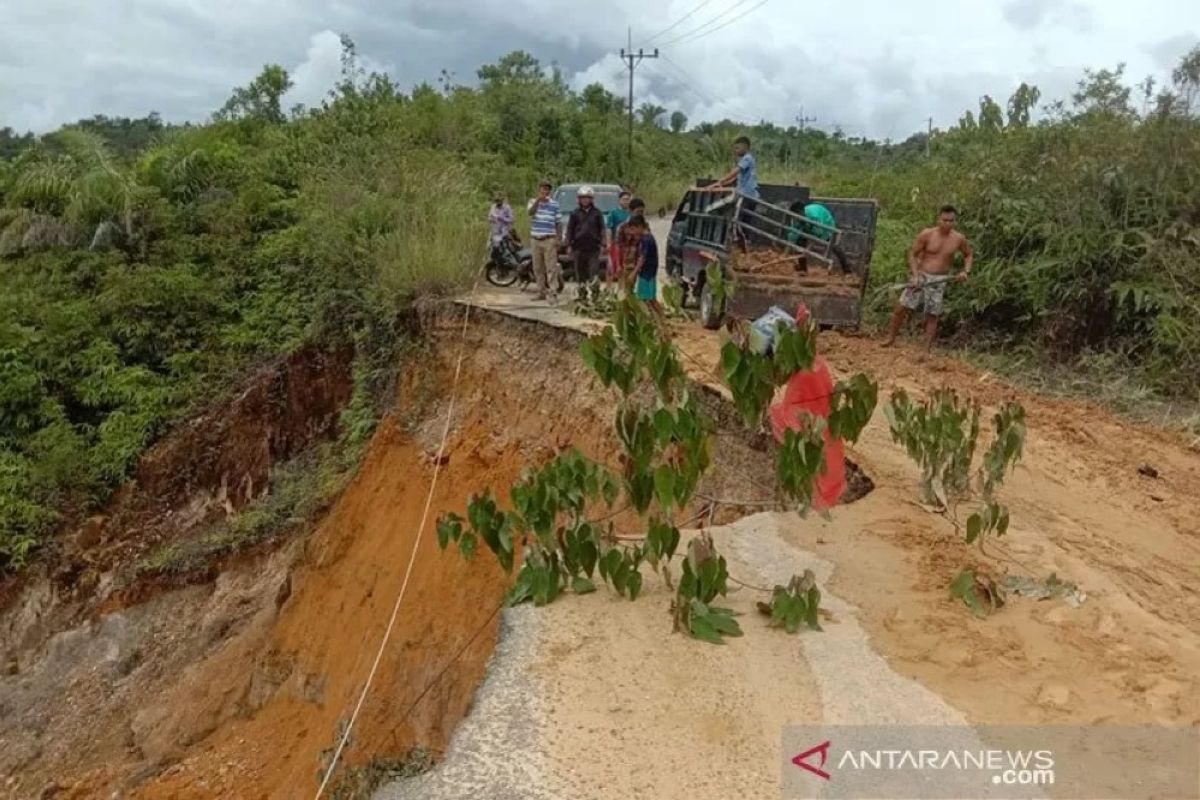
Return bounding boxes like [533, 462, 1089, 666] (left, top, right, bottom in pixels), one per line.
[883, 204, 974, 352]
[707, 135, 758, 199]
[705, 135, 759, 253]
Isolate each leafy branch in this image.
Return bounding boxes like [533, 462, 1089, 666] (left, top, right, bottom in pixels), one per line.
[884, 389, 1029, 615]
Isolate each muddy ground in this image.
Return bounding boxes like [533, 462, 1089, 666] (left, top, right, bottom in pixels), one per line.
[377, 289, 1200, 797]
[3, 286, 1199, 799]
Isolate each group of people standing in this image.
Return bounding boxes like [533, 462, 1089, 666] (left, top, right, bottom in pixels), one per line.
[488, 181, 660, 310]
[487, 134, 976, 352]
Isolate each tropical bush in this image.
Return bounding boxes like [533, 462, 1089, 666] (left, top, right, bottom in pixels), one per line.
[2, 38, 1198, 571]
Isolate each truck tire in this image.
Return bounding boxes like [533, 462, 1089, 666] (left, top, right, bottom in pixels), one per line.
[699, 282, 724, 330]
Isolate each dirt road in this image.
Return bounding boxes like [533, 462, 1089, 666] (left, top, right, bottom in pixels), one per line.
[379, 282, 1200, 798]
[12, 265, 1196, 798]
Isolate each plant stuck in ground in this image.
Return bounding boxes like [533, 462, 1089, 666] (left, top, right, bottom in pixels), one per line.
[884, 388, 1029, 615]
[758, 569, 823, 633]
[672, 532, 742, 643]
[573, 280, 620, 319]
[949, 568, 1005, 619]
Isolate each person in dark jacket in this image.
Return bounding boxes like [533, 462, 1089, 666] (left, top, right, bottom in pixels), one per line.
[565, 185, 605, 283]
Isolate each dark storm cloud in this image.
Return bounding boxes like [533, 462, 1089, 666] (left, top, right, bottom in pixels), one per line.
[1, 0, 1197, 138]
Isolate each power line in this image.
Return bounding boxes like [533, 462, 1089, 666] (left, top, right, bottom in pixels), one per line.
[662, 0, 771, 47]
[647, 0, 719, 44]
[673, 0, 771, 45]
[657, 55, 716, 106]
[657, 0, 753, 46]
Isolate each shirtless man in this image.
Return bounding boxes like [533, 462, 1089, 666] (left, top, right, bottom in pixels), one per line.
[883, 204, 974, 352]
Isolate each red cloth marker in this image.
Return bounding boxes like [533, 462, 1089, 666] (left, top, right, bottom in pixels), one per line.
[767, 303, 846, 512]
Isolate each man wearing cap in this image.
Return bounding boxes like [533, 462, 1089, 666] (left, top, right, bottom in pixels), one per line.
[565, 185, 605, 285]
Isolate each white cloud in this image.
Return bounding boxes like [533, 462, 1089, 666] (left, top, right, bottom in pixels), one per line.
[287, 31, 348, 110]
[1, 0, 1198, 137]
[285, 29, 394, 111]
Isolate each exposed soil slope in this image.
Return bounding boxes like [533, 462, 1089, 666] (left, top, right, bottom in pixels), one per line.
[371, 291, 1200, 798]
[2, 305, 779, 799]
[7, 287, 1199, 800]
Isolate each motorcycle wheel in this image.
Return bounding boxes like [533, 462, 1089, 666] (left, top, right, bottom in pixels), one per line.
[485, 257, 520, 287]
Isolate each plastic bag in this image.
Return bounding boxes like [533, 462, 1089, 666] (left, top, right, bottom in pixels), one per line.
[749, 305, 796, 355]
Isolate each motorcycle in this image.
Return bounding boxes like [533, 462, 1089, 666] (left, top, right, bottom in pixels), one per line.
[487, 227, 615, 292]
[484, 231, 532, 288]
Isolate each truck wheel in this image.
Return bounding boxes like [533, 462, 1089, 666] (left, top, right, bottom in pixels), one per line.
[699, 282, 724, 330]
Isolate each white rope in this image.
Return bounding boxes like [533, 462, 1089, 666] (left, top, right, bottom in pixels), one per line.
[313, 287, 479, 799]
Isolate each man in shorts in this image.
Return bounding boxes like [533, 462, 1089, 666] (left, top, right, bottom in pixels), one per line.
[883, 205, 974, 352]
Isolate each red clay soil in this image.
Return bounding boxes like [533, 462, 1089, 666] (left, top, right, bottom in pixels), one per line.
[108, 311, 641, 799]
[731, 246, 863, 297]
[117, 420, 515, 800]
[8, 306, 785, 800]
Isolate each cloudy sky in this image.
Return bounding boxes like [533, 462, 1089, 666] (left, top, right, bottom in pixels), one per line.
[2, 0, 1198, 139]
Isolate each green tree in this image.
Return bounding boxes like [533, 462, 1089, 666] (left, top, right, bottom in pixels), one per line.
[978, 95, 1005, 131]
[215, 64, 293, 124]
[1171, 44, 1200, 114]
[581, 83, 622, 116]
[1072, 64, 1134, 117]
[638, 103, 667, 127]
[670, 110, 689, 133]
[477, 50, 545, 88]
[1006, 83, 1041, 128]
[1, 127, 38, 161]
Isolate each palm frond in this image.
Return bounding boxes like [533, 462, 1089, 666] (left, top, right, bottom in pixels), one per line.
[65, 170, 122, 226]
[54, 128, 117, 176]
[9, 161, 75, 214]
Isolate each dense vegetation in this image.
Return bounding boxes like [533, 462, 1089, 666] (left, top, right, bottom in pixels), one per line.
[2, 39, 1198, 571]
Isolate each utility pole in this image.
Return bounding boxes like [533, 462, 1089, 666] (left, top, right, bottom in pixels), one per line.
[926, 117, 933, 156]
[795, 107, 817, 130]
[619, 27, 659, 162]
